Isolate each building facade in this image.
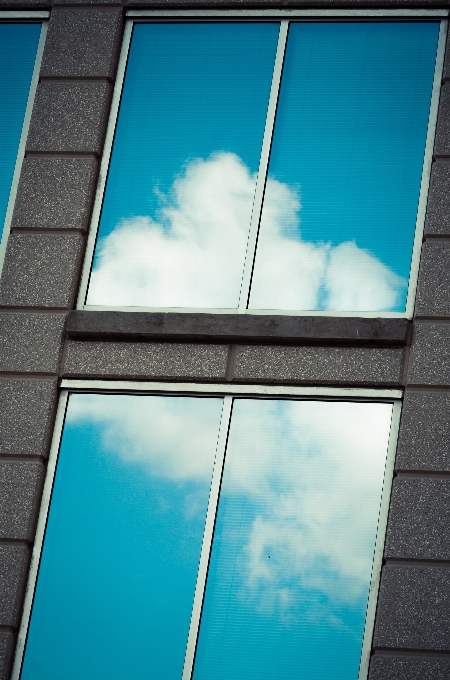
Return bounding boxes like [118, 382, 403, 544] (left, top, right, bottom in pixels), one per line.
[1, 1, 450, 679]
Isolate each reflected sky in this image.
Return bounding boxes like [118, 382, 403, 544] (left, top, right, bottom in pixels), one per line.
[21, 394, 223, 680]
[86, 22, 438, 313]
[193, 399, 393, 680]
[87, 23, 278, 307]
[0, 24, 40, 234]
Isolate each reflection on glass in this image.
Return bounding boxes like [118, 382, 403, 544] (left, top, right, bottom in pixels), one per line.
[87, 23, 279, 308]
[0, 24, 40, 233]
[21, 394, 223, 680]
[250, 22, 439, 313]
[194, 399, 393, 680]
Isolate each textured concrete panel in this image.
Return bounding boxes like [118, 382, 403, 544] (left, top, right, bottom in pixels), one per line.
[27, 82, 110, 153]
[0, 462, 45, 540]
[0, 632, 14, 680]
[369, 655, 450, 680]
[0, 234, 84, 308]
[415, 242, 450, 316]
[408, 323, 450, 385]
[424, 162, 450, 236]
[396, 391, 450, 471]
[0, 314, 65, 373]
[385, 478, 450, 559]
[434, 84, 450, 156]
[11, 157, 97, 231]
[0, 545, 29, 627]
[0, 378, 57, 456]
[373, 565, 450, 650]
[64, 340, 228, 380]
[41, 8, 122, 78]
[234, 345, 404, 385]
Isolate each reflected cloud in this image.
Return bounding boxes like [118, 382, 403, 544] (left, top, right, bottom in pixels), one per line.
[66, 394, 222, 483]
[88, 152, 407, 311]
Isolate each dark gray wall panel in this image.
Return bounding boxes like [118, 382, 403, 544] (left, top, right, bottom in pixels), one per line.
[233, 344, 404, 385]
[424, 162, 450, 236]
[369, 655, 450, 680]
[415, 242, 450, 316]
[0, 462, 44, 541]
[0, 314, 65, 373]
[0, 234, 84, 308]
[408, 323, 450, 385]
[396, 391, 450, 471]
[0, 379, 57, 457]
[385, 478, 450, 559]
[11, 157, 97, 231]
[434, 83, 450, 156]
[26, 82, 111, 154]
[373, 565, 450, 650]
[63, 340, 229, 380]
[0, 546, 30, 627]
[41, 8, 122, 78]
[0, 632, 14, 680]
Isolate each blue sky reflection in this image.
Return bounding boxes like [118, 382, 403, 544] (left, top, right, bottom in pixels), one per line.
[193, 399, 393, 680]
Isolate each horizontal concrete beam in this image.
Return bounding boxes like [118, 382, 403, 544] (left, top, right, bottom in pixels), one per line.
[67, 311, 409, 346]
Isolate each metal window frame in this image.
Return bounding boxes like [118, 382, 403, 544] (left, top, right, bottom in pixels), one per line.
[12, 379, 402, 680]
[77, 10, 447, 320]
[0, 16, 49, 279]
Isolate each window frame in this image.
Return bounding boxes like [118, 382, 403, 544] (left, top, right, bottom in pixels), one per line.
[76, 10, 447, 319]
[0, 14, 49, 278]
[12, 379, 401, 680]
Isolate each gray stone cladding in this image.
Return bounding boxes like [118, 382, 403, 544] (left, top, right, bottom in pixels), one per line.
[0, 3, 448, 680]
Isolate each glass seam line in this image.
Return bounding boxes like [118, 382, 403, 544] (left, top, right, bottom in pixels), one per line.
[182, 395, 233, 680]
[238, 20, 289, 312]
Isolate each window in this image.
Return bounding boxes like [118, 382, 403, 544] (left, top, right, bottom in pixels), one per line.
[0, 21, 43, 257]
[79, 16, 443, 317]
[16, 383, 400, 680]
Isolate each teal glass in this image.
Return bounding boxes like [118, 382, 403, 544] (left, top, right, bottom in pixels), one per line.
[0, 24, 40, 235]
[21, 394, 223, 680]
[87, 23, 279, 308]
[249, 22, 439, 312]
[193, 399, 393, 680]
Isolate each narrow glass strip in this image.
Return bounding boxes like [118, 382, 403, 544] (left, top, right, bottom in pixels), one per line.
[10, 390, 69, 680]
[357, 400, 401, 680]
[182, 395, 233, 680]
[404, 19, 447, 318]
[76, 20, 133, 309]
[238, 21, 289, 312]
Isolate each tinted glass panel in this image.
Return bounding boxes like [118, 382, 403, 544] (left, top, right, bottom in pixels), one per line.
[0, 24, 40, 234]
[249, 22, 439, 312]
[21, 394, 223, 680]
[87, 23, 279, 308]
[194, 399, 393, 679]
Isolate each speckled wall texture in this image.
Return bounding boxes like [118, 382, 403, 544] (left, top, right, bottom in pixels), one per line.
[0, 3, 449, 680]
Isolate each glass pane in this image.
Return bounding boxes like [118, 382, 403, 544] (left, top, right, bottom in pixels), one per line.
[249, 22, 439, 312]
[87, 23, 279, 308]
[0, 24, 40, 233]
[21, 394, 223, 680]
[194, 399, 393, 680]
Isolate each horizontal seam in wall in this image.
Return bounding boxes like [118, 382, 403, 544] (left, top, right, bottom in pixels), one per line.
[0, 372, 58, 379]
[373, 648, 450, 658]
[0, 307, 71, 313]
[0, 454, 47, 462]
[412, 317, 450, 323]
[422, 235, 450, 241]
[10, 228, 86, 235]
[0, 625, 15, 634]
[395, 470, 450, 478]
[25, 151, 99, 159]
[0, 539, 30, 548]
[405, 384, 450, 392]
[433, 154, 450, 160]
[384, 558, 450, 567]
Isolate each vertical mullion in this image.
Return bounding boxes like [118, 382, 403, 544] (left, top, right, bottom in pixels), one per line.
[237, 20, 289, 313]
[182, 395, 233, 680]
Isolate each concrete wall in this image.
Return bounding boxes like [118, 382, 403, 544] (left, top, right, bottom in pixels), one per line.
[0, 2, 449, 678]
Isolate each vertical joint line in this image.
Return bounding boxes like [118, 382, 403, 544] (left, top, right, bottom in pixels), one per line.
[237, 20, 289, 313]
[181, 396, 233, 680]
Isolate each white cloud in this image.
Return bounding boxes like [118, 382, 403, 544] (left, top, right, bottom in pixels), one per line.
[87, 152, 407, 311]
[67, 393, 393, 614]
